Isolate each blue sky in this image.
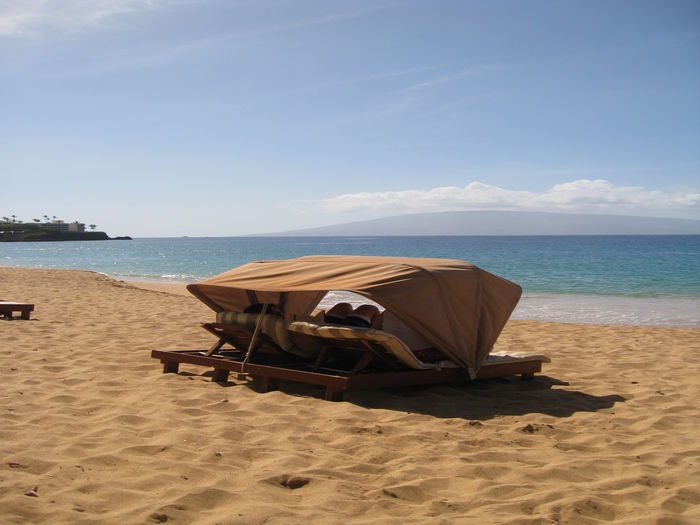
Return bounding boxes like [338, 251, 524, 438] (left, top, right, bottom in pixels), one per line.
[2, 0, 699, 236]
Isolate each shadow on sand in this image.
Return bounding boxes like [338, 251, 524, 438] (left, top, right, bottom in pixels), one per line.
[194, 370, 625, 420]
[346, 376, 626, 420]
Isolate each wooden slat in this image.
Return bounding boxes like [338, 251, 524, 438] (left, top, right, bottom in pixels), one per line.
[477, 359, 542, 379]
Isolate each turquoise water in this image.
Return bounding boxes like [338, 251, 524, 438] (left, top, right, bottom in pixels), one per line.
[2, 236, 699, 327]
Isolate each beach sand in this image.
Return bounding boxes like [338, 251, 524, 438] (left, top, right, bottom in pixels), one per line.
[1, 267, 699, 524]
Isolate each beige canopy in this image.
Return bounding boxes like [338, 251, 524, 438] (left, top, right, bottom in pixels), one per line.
[186, 255, 521, 373]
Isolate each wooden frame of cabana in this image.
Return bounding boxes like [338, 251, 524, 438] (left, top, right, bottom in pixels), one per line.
[150, 347, 546, 401]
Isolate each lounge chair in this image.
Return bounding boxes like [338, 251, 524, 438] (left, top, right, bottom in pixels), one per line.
[287, 320, 457, 373]
[287, 321, 549, 397]
[154, 309, 313, 383]
[289, 321, 550, 380]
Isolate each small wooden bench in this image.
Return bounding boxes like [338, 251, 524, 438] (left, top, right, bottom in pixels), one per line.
[0, 301, 35, 320]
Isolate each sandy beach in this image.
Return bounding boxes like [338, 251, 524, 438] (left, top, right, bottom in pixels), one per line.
[1, 267, 699, 524]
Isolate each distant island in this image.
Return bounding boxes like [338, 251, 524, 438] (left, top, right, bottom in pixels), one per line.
[267, 211, 700, 236]
[0, 216, 131, 242]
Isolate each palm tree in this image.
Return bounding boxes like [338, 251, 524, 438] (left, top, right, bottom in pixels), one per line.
[33, 218, 40, 223]
[11, 214, 17, 223]
[2, 217, 9, 223]
[88, 224, 97, 231]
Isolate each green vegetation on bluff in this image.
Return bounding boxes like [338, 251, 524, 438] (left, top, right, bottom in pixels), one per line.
[0, 215, 130, 242]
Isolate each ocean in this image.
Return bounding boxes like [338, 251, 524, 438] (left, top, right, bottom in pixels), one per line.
[2, 235, 699, 328]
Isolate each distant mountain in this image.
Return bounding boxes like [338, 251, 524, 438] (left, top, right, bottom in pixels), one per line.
[266, 211, 700, 236]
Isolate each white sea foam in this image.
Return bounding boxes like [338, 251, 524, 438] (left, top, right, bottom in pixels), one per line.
[512, 294, 700, 328]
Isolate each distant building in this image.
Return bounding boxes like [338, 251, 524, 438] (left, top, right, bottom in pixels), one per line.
[41, 220, 85, 232]
[41, 220, 68, 232]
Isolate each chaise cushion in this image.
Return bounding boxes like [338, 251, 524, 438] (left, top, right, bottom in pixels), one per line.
[216, 311, 296, 353]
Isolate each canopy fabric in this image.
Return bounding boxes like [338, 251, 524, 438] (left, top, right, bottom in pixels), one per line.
[186, 255, 521, 372]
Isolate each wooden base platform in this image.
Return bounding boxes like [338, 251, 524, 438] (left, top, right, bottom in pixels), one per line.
[0, 301, 34, 320]
[151, 349, 545, 401]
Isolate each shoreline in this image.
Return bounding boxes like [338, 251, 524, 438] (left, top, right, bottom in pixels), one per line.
[1, 264, 698, 328]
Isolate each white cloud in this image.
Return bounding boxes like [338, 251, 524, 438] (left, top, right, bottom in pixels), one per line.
[321, 180, 700, 216]
[0, 0, 156, 37]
